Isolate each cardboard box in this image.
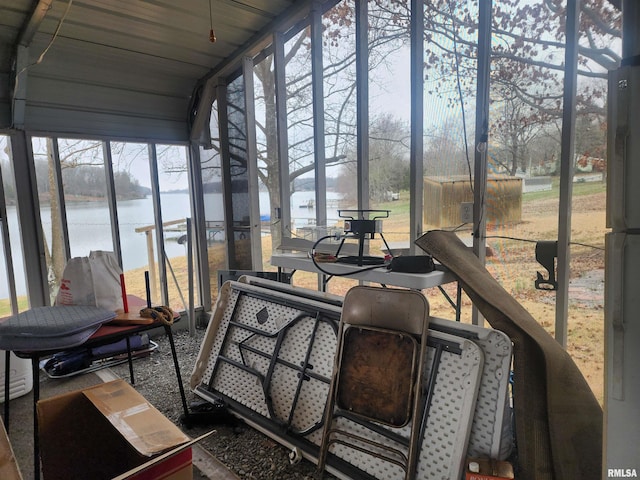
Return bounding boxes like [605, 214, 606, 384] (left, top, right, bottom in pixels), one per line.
[37, 379, 193, 480]
[0, 420, 22, 480]
[465, 457, 515, 480]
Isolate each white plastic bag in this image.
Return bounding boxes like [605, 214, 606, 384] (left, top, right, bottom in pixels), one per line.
[56, 256, 94, 307]
[89, 251, 124, 311]
[55, 251, 123, 311]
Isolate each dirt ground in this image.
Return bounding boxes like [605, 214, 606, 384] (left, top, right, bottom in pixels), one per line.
[490, 191, 606, 404]
[437, 191, 606, 404]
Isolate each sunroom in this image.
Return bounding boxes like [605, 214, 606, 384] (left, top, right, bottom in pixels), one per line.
[0, 0, 635, 479]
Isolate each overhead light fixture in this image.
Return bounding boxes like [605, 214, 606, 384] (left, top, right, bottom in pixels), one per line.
[208, 0, 217, 43]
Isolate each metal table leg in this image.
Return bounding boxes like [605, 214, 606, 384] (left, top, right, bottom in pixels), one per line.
[163, 325, 190, 420]
[456, 282, 463, 322]
[4, 351, 10, 429]
[32, 355, 40, 480]
[125, 336, 135, 384]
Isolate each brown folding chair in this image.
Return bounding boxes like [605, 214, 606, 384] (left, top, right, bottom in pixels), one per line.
[317, 286, 430, 479]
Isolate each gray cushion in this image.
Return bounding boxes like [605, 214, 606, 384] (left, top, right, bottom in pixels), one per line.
[0, 305, 116, 351]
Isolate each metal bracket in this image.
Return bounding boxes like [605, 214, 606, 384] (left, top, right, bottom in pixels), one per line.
[535, 240, 558, 291]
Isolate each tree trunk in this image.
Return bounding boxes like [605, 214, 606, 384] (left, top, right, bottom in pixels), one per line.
[47, 138, 66, 288]
[268, 185, 282, 251]
[255, 58, 284, 252]
[509, 137, 519, 176]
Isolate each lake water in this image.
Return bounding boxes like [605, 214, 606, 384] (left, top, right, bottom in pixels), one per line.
[1, 190, 343, 298]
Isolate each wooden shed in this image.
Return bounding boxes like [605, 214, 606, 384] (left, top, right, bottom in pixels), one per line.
[423, 175, 523, 228]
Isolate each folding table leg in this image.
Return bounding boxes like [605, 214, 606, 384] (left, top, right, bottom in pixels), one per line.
[125, 336, 135, 384]
[456, 282, 463, 322]
[163, 325, 190, 419]
[4, 351, 9, 429]
[32, 355, 41, 480]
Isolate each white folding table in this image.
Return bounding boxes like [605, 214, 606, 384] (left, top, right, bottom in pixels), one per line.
[270, 253, 462, 319]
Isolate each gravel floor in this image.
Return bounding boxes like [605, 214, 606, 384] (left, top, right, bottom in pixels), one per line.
[109, 327, 332, 480]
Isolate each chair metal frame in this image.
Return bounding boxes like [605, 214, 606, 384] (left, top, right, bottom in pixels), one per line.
[317, 285, 430, 479]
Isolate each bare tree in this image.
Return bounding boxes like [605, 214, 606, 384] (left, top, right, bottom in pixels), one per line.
[490, 87, 548, 176]
[338, 114, 411, 202]
[424, 117, 473, 177]
[207, 0, 620, 248]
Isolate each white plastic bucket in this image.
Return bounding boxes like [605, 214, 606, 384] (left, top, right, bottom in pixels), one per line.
[0, 351, 33, 402]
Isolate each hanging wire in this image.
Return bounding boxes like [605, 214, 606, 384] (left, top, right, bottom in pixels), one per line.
[11, 0, 74, 127]
[448, 0, 488, 240]
[437, 229, 605, 252]
[484, 234, 605, 251]
[448, 0, 473, 196]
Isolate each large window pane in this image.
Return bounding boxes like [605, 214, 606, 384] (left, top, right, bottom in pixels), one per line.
[0, 135, 29, 314]
[254, 53, 277, 269]
[32, 136, 60, 301]
[420, 1, 479, 321]
[482, 1, 616, 403]
[316, 1, 361, 295]
[109, 141, 165, 305]
[202, 101, 226, 301]
[110, 141, 154, 276]
[285, 28, 317, 240]
[226, 74, 253, 269]
[31, 137, 114, 300]
[111, 142, 197, 311]
[323, 0, 356, 224]
[366, 0, 411, 260]
[156, 144, 197, 312]
[58, 139, 113, 258]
